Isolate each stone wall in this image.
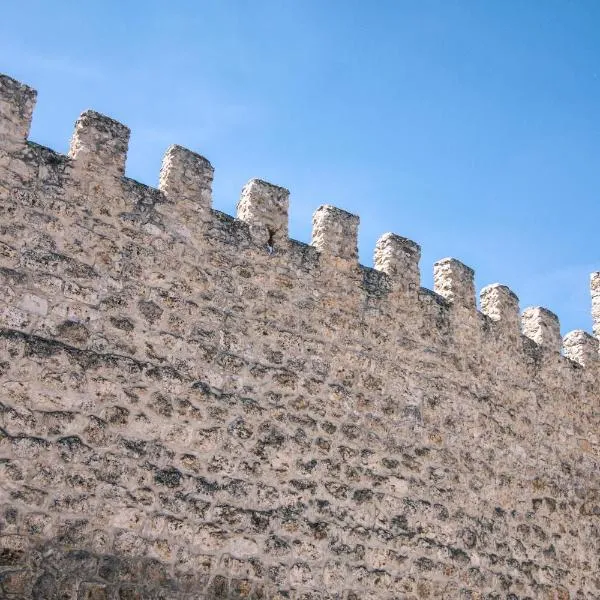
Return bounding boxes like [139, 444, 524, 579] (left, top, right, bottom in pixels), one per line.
[1, 73, 599, 599]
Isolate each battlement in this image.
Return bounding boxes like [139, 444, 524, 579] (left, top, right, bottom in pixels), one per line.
[0, 74, 36, 146]
[69, 110, 130, 177]
[1, 73, 599, 599]
[1, 73, 596, 371]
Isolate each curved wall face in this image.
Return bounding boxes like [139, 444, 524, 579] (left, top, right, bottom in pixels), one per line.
[0, 73, 599, 599]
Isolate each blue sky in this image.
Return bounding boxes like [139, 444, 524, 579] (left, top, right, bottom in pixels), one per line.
[2, 1, 599, 334]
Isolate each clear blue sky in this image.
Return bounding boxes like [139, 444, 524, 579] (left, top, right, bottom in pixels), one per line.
[2, 1, 599, 334]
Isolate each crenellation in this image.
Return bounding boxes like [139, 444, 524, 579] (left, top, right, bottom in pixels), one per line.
[311, 204, 359, 261]
[521, 306, 561, 353]
[0, 74, 37, 147]
[236, 178, 289, 250]
[373, 232, 420, 294]
[562, 330, 598, 366]
[479, 283, 520, 339]
[1, 73, 600, 599]
[159, 144, 213, 211]
[433, 257, 475, 309]
[68, 110, 130, 178]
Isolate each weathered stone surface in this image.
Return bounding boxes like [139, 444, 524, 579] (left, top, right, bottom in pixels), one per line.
[1, 73, 600, 599]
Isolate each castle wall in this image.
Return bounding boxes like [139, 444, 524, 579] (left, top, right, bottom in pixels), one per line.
[1, 73, 599, 599]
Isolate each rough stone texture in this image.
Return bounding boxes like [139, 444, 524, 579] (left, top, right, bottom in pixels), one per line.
[1, 72, 600, 599]
[159, 145, 214, 211]
[521, 308, 562, 354]
[0, 75, 36, 145]
[373, 233, 420, 295]
[69, 110, 130, 177]
[480, 284, 520, 340]
[311, 206, 359, 261]
[563, 330, 598, 368]
[237, 180, 290, 250]
[433, 258, 476, 310]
